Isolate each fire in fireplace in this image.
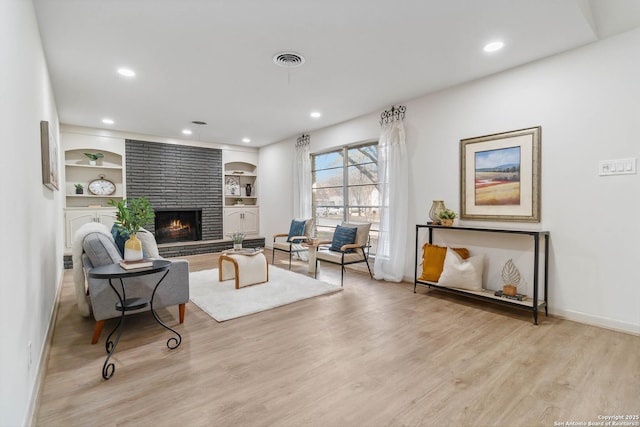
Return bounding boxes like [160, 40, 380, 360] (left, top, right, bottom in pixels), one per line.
[154, 209, 202, 244]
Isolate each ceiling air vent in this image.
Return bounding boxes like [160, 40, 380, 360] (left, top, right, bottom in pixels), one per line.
[272, 52, 306, 68]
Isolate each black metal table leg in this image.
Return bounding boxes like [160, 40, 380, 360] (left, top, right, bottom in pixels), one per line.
[544, 234, 549, 316]
[149, 269, 182, 349]
[102, 278, 126, 379]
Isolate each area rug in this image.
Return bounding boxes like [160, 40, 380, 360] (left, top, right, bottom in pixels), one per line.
[188, 267, 342, 321]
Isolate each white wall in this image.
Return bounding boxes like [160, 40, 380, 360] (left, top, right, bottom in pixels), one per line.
[260, 28, 640, 334]
[0, 1, 63, 426]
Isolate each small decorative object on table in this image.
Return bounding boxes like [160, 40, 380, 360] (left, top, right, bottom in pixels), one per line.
[229, 231, 245, 250]
[84, 152, 104, 166]
[494, 290, 528, 301]
[118, 258, 153, 270]
[109, 197, 155, 261]
[501, 258, 521, 296]
[437, 209, 457, 226]
[74, 183, 84, 194]
[429, 200, 445, 224]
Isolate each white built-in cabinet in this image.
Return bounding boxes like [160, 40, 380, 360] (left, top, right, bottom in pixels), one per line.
[64, 209, 117, 249]
[224, 207, 259, 235]
[223, 157, 259, 237]
[61, 130, 126, 251]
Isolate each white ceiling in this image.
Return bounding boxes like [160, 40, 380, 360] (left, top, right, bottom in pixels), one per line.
[33, 0, 640, 147]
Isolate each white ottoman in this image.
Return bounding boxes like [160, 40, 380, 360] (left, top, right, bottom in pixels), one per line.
[218, 250, 268, 289]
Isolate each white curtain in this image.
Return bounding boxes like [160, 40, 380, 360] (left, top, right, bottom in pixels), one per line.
[293, 137, 312, 260]
[374, 119, 408, 282]
[293, 137, 312, 219]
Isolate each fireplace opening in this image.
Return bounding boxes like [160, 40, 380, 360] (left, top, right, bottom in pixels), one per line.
[154, 209, 202, 244]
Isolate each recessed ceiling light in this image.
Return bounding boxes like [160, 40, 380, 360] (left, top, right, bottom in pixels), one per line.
[182, 129, 192, 135]
[242, 138, 251, 143]
[310, 111, 322, 118]
[117, 68, 136, 77]
[102, 118, 114, 125]
[483, 41, 504, 53]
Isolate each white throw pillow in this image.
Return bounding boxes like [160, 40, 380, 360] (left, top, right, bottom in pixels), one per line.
[137, 227, 160, 259]
[438, 248, 484, 291]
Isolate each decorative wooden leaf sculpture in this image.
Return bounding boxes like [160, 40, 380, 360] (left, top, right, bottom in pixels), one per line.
[501, 258, 521, 287]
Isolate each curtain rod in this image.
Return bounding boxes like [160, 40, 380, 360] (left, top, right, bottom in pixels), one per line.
[380, 105, 406, 125]
[296, 133, 310, 148]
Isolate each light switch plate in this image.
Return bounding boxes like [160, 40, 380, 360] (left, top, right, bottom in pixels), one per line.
[599, 158, 636, 176]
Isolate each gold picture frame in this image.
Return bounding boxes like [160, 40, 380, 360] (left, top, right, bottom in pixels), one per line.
[40, 120, 59, 191]
[460, 126, 541, 222]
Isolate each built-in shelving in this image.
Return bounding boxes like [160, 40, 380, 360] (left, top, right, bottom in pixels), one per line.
[64, 149, 124, 208]
[61, 132, 126, 252]
[223, 160, 258, 236]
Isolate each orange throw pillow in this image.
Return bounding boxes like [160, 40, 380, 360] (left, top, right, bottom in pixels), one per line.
[418, 243, 470, 282]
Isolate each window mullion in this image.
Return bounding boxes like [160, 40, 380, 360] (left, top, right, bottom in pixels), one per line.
[342, 147, 348, 222]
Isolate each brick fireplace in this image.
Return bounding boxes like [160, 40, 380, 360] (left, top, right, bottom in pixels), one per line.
[125, 139, 223, 241]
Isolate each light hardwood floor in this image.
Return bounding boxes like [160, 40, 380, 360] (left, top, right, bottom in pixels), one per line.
[34, 251, 639, 427]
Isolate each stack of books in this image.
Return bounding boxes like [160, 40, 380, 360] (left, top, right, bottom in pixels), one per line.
[224, 248, 263, 256]
[494, 290, 528, 301]
[119, 259, 154, 270]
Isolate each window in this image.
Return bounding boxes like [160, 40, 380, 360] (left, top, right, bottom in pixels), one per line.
[312, 142, 379, 254]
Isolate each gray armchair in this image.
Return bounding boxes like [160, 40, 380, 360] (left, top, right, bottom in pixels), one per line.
[74, 223, 189, 344]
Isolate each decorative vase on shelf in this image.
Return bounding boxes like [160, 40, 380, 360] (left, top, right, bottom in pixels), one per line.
[124, 233, 144, 261]
[440, 218, 454, 227]
[429, 200, 445, 224]
[245, 183, 252, 197]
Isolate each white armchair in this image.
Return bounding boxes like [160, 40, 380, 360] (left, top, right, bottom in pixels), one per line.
[272, 218, 314, 269]
[315, 222, 373, 286]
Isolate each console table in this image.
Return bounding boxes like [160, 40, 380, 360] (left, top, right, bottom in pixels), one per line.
[88, 259, 182, 379]
[414, 224, 550, 324]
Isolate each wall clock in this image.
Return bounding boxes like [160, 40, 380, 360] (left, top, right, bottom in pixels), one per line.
[88, 174, 116, 195]
[225, 176, 240, 195]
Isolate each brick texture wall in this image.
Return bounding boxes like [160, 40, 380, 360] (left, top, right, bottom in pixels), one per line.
[125, 139, 223, 240]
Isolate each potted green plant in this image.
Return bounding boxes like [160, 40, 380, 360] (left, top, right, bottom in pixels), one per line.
[108, 197, 155, 260]
[74, 183, 84, 194]
[84, 152, 104, 166]
[235, 198, 244, 206]
[438, 209, 457, 226]
[229, 231, 245, 250]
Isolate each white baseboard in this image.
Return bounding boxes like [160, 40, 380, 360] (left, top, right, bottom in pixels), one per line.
[550, 308, 640, 336]
[26, 269, 65, 426]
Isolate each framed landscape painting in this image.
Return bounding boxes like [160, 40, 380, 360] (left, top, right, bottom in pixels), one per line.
[460, 126, 541, 222]
[40, 120, 59, 191]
